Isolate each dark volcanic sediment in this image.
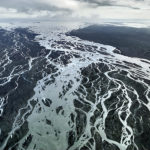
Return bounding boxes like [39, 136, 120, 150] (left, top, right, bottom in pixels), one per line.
[0, 24, 150, 150]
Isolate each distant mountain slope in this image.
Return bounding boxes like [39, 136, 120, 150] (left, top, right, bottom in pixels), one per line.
[69, 25, 150, 60]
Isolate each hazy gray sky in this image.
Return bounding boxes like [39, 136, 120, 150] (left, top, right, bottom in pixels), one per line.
[0, 0, 149, 21]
